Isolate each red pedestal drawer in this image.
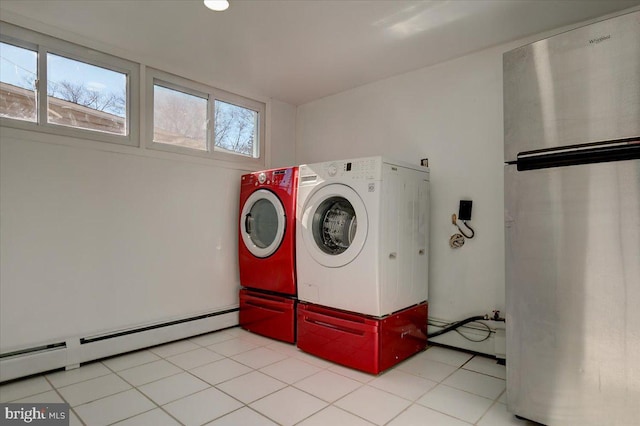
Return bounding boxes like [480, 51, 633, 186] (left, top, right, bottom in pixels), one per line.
[239, 289, 296, 343]
[297, 302, 428, 374]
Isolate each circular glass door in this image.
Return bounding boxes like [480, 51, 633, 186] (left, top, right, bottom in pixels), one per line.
[240, 189, 286, 258]
[312, 197, 357, 255]
[301, 184, 368, 268]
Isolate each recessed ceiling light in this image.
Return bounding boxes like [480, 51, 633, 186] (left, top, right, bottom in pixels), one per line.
[204, 0, 229, 12]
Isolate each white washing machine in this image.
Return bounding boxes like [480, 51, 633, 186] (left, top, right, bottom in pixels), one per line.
[296, 156, 430, 317]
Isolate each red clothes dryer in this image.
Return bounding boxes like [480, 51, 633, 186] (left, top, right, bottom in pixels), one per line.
[238, 167, 298, 342]
[238, 167, 297, 294]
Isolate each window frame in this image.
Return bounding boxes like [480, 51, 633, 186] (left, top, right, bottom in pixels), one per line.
[0, 22, 139, 147]
[145, 67, 265, 165]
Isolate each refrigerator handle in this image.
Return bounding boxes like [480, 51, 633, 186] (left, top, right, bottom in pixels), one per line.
[516, 138, 640, 171]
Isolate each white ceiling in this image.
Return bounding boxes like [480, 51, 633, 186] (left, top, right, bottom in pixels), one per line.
[1, 0, 639, 105]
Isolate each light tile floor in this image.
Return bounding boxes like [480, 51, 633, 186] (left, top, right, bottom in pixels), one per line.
[0, 327, 541, 425]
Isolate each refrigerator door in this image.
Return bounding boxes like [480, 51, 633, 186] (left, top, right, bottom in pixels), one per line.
[504, 11, 640, 161]
[505, 160, 640, 425]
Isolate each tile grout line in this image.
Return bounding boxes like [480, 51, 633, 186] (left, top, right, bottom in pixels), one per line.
[43, 374, 87, 426]
[207, 348, 334, 425]
[460, 366, 507, 380]
[45, 363, 112, 390]
[2, 385, 51, 404]
[162, 348, 274, 425]
[147, 349, 244, 425]
[413, 395, 479, 425]
[474, 398, 503, 426]
[414, 380, 501, 425]
[101, 349, 161, 373]
[188, 333, 289, 424]
[408, 354, 489, 425]
[102, 358, 186, 426]
[78, 337, 326, 424]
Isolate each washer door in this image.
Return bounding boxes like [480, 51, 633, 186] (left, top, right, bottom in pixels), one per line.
[301, 183, 368, 268]
[240, 189, 286, 258]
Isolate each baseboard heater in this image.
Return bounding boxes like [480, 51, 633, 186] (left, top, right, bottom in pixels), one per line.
[0, 307, 239, 383]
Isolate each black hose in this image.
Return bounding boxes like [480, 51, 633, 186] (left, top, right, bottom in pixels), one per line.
[427, 315, 486, 338]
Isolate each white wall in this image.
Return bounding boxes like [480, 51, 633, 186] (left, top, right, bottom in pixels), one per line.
[269, 99, 297, 168]
[0, 131, 238, 350]
[295, 39, 517, 353]
[0, 23, 297, 353]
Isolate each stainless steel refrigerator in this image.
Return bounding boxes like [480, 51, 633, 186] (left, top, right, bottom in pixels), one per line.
[504, 11, 640, 426]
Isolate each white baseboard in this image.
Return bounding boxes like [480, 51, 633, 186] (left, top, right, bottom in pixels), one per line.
[0, 308, 239, 383]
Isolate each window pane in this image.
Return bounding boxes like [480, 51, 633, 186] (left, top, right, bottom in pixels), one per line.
[47, 53, 126, 135]
[153, 84, 207, 151]
[214, 100, 258, 158]
[0, 42, 37, 122]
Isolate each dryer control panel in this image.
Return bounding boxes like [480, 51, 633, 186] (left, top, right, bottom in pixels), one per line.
[242, 168, 295, 189]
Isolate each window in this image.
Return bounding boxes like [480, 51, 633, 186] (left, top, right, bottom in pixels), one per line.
[0, 23, 138, 146]
[146, 68, 265, 164]
[0, 41, 37, 122]
[2, 23, 266, 165]
[214, 100, 259, 158]
[153, 83, 208, 151]
[47, 53, 127, 135]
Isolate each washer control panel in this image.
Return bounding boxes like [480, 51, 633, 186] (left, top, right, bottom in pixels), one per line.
[321, 157, 380, 180]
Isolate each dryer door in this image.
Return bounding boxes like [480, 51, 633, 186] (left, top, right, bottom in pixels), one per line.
[240, 189, 286, 258]
[301, 183, 368, 267]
